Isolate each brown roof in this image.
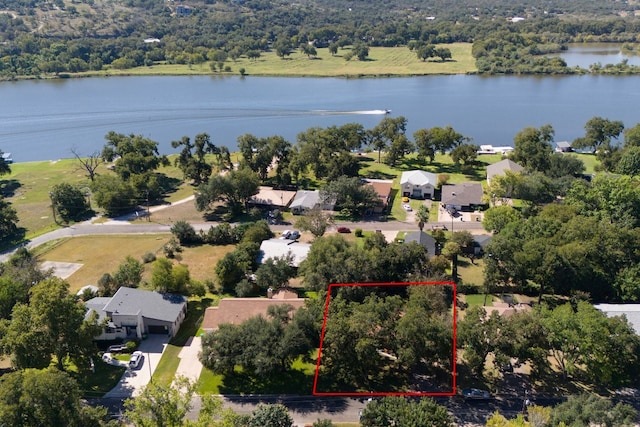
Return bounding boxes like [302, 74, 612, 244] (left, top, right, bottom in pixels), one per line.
[202, 295, 306, 331]
[364, 180, 393, 205]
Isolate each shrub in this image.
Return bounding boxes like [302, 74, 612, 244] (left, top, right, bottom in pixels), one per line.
[171, 220, 200, 245]
[125, 340, 138, 353]
[354, 228, 363, 237]
[142, 252, 156, 264]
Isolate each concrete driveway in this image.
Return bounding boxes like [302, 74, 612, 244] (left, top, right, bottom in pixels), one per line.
[104, 334, 169, 399]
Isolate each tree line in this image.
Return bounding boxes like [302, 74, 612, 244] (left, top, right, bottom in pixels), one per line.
[3, 0, 640, 78]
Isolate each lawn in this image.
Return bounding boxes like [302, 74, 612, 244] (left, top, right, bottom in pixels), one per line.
[1, 156, 192, 244]
[78, 44, 476, 78]
[35, 235, 234, 292]
[197, 355, 317, 395]
[464, 293, 493, 307]
[457, 257, 486, 286]
[68, 359, 126, 398]
[153, 296, 216, 385]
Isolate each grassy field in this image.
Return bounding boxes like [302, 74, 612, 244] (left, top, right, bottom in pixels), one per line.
[77, 44, 476, 78]
[2, 157, 191, 242]
[35, 235, 234, 292]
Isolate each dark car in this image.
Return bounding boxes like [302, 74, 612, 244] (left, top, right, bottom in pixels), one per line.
[337, 227, 351, 233]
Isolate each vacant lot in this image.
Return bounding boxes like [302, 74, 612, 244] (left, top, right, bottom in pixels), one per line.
[36, 235, 234, 292]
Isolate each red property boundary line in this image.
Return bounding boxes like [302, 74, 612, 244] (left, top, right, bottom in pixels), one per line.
[312, 281, 457, 397]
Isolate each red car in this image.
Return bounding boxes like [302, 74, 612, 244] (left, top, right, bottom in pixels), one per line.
[337, 227, 351, 233]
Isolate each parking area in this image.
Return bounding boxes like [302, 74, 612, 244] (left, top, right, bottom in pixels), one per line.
[104, 334, 169, 399]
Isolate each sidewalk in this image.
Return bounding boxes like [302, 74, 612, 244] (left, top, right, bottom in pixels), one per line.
[174, 336, 203, 384]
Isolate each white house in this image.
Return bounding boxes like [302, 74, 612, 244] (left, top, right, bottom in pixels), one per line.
[400, 170, 438, 199]
[257, 238, 312, 268]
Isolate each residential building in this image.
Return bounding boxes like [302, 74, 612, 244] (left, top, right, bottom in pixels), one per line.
[441, 183, 485, 212]
[400, 170, 438, 199]
[85, 287, 187, 341]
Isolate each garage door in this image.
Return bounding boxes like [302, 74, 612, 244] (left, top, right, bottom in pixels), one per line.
[148, 325, 167, 334]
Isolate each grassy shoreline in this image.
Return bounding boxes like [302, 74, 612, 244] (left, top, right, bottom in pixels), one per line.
[6, 44, 476, 81]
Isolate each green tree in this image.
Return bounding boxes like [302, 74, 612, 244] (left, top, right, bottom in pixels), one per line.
[415, 204, 429, 230]
[623, 123, 640, 147]
[172, 133, 226, 184]
[112, 255, 144, 290]
[434, 46, 452, 61]
[0, 150, 11, 176]
[416, 44, 435, 61]
[196, 168, 260, 214]
[171, 220, 200, 245]
[352, 43, 369, 61]
[0, 368, 109, 427]
[101, 131, 169, 181]
[572, 116, 624, 154]
[369, 116, 407, 164]
[320, 176, 379, 218]
[550, 394, 637, 427]
[125, 376, 195, 427]
[1, 278, 101, 370]
[0, 196, 19, 242]
[150, 258, 190, 293]
[249, 404, 293, 427]
[616, 146, 640, 176]
[90, 174, 137, 216]
[457, 305, 508, 376]
[49, 182, 89, 222]
[295, 207, 335, 238]
[511, 125, 554, 173]
[254, 254, 295, 291]
[482, 205, 522, 233]
[450, 143, 478, 165]
[360, 396, 453, 427]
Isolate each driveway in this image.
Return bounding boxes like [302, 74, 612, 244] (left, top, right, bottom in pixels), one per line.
[174, 336, 203, 384]
[104, 334, 169, 399]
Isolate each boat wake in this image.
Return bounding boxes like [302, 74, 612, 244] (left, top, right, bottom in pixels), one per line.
[312, 109, 391, 115]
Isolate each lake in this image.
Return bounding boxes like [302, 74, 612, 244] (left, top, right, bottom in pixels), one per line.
[2, 73, 640, 162]
[561, 43, 640, 68]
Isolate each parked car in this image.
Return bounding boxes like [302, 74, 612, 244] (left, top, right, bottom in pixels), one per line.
[337, 227, 351, 233]
[462, 388, 491, 400]
[129, 351, 143, 369]
[402, 204, 412, 212]
[287, 230, 300, 240]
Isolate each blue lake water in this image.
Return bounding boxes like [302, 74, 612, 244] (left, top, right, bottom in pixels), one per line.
[2, 74, 640, 162]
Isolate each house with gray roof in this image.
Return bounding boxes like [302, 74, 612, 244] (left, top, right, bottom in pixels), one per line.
[441, 183, 486, 212]
[289, 190, 335, 215]
[594, 304, 640, 335]
[486, 159, 524, 186]
[404, 231, 438, 258]
[258, 238, 312, 268]
[400, 170, 438, 199]
[85, 287, 187, 341]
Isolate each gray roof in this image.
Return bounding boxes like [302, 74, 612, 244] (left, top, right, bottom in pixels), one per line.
[404, 231, 437, 257]
[258, 238, 311, 267]
[400, 170, 438, 187]
[556, 141, 572, 148]
[84, 297, 112, 322]
[103, 287, 187, 323]
[595, 304, 640, 335]
[441, 183, 484, 207]
[486, 159, 524, 181]
[290, 190, 320, 210]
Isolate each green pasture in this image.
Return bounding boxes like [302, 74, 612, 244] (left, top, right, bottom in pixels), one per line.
[78, 44, 476, 78]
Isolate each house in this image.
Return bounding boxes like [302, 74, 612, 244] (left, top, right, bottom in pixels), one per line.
[594, 304, 640, 335]
[555, 141, 573, 153]
[441, 183, 485, 212]
[363, 179, 393, 213]
[477, 145, 514, 156]
[201, 288, 306, 332]
[400, 170, 438, 199]
[486, 159, 524, 186]
[472, 234, 492, 255]
[257, 238, 312, 268]
[1, 153, 12, 164]
[289, 190, 335, 215]
[174, 4, 192, 16]
[483, 301, 531, 318]
[85, 287, 187, 341]
[249, 186, 297, 209]
[404, 231, 438, 258]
